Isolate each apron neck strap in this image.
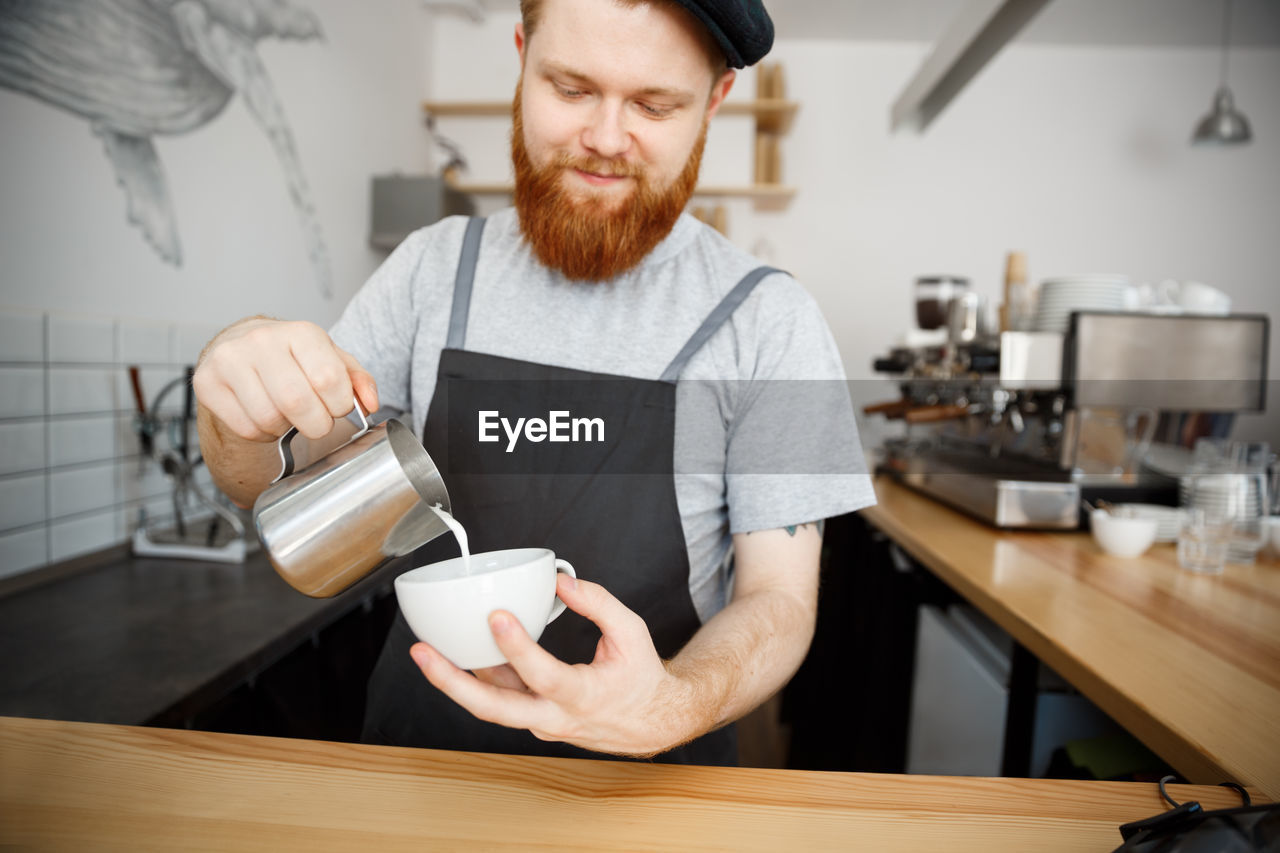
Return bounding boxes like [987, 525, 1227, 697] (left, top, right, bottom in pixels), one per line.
[447, 216, 488, 350]
[659, 266, 782, 383]
[450, 223, 779, 380]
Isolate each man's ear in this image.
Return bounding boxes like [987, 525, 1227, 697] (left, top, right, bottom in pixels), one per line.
[705, 69, 736, 121]
[515, 21, 527, 64]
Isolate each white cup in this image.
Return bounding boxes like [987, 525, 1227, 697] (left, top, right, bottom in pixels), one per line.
[395, 547, 575, 670]
[1158, 280, 1231, 314]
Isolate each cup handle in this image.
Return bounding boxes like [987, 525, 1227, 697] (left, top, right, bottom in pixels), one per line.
[273, 396, 372, 483]
[547, 559, 576, 624]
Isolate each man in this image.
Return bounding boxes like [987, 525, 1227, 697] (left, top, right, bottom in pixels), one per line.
[194, 0, 874, 765]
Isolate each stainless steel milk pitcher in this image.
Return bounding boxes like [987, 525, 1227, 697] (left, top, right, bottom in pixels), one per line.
[253, 399, 452, 598]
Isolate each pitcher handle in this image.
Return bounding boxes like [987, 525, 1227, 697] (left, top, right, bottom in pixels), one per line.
[274, 396, 372, 483]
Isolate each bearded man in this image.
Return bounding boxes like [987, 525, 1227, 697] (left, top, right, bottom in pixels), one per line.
[194, 0, 874, 765]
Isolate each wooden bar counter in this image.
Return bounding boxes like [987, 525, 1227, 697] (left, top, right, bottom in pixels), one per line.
[0, 715, 1262, 851]
[861, 476, 1280, 798]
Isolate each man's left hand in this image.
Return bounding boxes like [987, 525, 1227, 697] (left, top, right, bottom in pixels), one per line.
[408, 573, 692, 757]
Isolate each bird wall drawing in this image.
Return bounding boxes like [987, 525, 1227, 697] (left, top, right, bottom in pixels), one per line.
[0, 0, 334, 297]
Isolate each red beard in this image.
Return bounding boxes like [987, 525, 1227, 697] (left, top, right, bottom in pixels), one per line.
[511, 85, 706, 282]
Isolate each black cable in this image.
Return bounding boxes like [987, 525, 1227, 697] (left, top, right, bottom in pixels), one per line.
[1159, 776, 1250, 811]
[1158, 775, 1181, 808]
[1217, 781, 1251, 807]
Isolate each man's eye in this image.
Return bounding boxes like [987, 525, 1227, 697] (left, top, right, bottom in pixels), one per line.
[555, 84, 586, 98]
[638, 102, 673, 118]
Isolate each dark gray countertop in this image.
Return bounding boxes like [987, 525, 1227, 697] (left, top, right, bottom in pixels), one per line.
[0, 547, 403, 727]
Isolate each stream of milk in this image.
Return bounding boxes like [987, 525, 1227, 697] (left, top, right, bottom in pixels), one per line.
[429, 503, 471, 572]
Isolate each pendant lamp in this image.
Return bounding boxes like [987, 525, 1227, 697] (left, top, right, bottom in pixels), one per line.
[1192, 0, 1253, 145]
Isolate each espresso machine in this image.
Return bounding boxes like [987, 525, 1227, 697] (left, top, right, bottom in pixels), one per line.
[869, 306, 1270, 529]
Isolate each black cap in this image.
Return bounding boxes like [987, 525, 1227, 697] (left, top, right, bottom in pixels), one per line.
[669, 0, 774, 68]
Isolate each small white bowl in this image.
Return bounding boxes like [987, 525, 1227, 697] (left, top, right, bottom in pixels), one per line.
[1091, 510, 1159, 558]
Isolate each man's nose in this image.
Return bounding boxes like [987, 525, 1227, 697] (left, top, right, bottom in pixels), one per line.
[581, 100, 631, 159]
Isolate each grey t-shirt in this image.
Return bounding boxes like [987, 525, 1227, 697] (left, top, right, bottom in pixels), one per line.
[331, 208, 874, 621]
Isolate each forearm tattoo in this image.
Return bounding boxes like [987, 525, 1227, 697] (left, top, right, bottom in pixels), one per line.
[779, 521, 823, 537]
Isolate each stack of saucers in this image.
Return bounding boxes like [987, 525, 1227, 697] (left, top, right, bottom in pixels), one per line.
[1178, 473, 1266, 514]
[1033, 275, 1132, 333]
[1114, 504, 1185, 543]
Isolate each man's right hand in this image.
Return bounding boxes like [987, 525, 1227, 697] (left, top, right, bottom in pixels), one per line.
[193, 317, 379, 443]
[193, 317, 379, 507]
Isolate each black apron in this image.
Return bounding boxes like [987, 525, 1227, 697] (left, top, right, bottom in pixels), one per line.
[361, 217, 779, 765]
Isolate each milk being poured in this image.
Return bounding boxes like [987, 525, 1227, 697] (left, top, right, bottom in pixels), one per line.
[429, 503, 471, 571]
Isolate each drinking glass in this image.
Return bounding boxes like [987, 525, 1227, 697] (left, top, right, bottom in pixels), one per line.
[1227, 443, 1271, 564]
[1226, 468, 1270, 565]
[1179, 440, 1272, 568]
[1177, 505, 1233, 574]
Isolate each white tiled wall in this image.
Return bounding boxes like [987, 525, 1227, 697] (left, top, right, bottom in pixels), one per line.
[0, 367, 45, 418]
[0, 308, 223, 580]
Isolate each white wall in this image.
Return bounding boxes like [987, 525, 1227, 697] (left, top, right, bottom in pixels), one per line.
[425, 13, 1280, 440]
[0, 0, 435, 329]
[767, 40, 1280, 377]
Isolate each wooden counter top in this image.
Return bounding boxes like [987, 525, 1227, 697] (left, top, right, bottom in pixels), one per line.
[861, 477, 1280, 798]
[0, 716, 1263, 851]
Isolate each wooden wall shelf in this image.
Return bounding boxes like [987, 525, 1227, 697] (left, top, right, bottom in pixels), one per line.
[443, 177, 795, 200]
[722, 99, 797, 134]
[422, 100, 508, 116]
[423, 98, 798, 134]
